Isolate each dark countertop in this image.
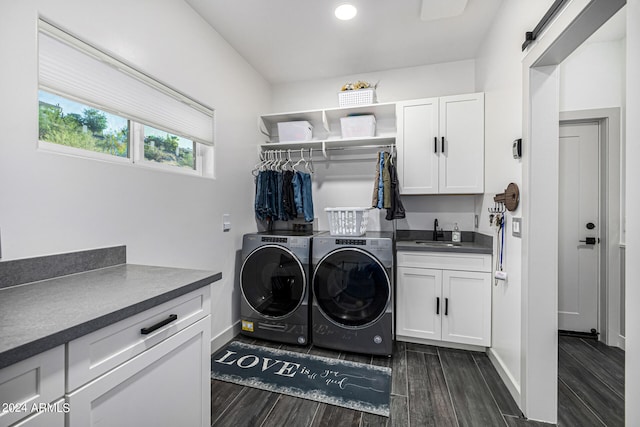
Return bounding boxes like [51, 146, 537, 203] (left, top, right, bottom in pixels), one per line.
[395, 230, 493, 255]
[0, 264, 221, 369]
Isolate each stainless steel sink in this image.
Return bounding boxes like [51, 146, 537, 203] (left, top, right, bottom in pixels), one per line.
[414, 241, 461, 247]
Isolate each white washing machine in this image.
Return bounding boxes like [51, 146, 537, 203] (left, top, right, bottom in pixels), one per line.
[240, 230, 324, 345]
[311, 232, 394, 356]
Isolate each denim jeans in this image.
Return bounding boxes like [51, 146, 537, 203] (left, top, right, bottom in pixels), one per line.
[292, 172, 304, 215]
[299, 171, 314, 222]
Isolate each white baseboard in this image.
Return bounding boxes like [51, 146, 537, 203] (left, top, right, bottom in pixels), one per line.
[396, 336, 487, 353]
[487, 348, 522, 409]
[210, 320, 241, 354]
[618, 334, 626, 350]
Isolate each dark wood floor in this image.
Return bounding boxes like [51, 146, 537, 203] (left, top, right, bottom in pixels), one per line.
[558, 335, 625, 426]
[210, 335, 624, 427]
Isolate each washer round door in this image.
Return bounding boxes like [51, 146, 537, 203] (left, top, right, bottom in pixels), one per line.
[313, 248, 390, 328]
[240, 245, 306, 319]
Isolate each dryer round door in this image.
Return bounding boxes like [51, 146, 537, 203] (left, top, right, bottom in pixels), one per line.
[313, 247, 390, 329]
[240, 245, 306, 319]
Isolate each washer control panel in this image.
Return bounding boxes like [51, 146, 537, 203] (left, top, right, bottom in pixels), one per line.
[335, 239, 366, 245]
[261, 237, 287, 243]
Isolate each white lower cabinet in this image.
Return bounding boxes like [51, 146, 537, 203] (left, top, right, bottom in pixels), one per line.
[0, 346, 65, 427]
[66, 286, 212, 427]
[67, 317, 210, 427]
[8, 399, 65, 427]
[396, 251, 492, 347]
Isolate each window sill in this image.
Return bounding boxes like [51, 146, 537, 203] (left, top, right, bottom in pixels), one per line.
[37, 140, 215, 180]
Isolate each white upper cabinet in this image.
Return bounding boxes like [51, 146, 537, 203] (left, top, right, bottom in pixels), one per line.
[396, 93, 485, 194]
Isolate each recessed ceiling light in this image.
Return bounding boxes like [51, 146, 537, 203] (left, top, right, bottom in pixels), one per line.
[335, 4, 357, 21]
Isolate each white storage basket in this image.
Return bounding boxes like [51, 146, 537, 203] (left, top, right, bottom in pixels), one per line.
[325, 207, 371, 236]
[338, 89, 376, 107]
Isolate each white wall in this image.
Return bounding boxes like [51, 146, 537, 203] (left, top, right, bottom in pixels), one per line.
[560, 39, 626, 112]
[625, 0, 640, 423]
[473, 0, 555, 403]
[0, 0, 270, 345]
[271, 61, 477, 232]
[272, 60, 476, 112]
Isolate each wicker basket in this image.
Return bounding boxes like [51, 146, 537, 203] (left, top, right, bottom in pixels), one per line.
[325, 207, 370, 236]
[338, 88, 377, 107]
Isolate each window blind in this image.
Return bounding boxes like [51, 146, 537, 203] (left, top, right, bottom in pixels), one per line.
[38, 20, 214, 145]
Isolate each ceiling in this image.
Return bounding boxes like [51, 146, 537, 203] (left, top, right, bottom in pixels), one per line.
[185, 0, 504, 84]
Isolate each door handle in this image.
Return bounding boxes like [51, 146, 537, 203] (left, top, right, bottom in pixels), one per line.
[444, 298, 449, 316]
[434, 137, 438, 153]
[579, 237, 597, 245]
[441, 137, 445, 154]
[436, 297, 440, 315]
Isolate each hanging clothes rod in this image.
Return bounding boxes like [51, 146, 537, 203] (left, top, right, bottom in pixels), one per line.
[261, 142, 395, 159]
[322, 144, 395, 152]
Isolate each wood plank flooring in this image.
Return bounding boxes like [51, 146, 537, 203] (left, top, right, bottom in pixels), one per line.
[210, 335, 624, 426]
[557, 335, 625, 426]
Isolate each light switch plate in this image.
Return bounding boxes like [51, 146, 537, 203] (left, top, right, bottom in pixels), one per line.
[512, 217, 522, 237]
[222, 214, 231, 232]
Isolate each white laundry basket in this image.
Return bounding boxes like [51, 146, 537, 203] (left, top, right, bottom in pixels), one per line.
[338, 89, 376, 107]
[325, 207, 371, 236]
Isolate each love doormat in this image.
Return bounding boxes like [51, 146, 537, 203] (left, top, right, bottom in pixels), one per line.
[210, 341, 391, 417]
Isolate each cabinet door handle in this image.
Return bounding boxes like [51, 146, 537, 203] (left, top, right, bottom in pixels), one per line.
[441, 137, 445, 154]
[141, 314, 178, 335]
[436, 297, 440, 315]
[434, 137, 438, 153]
[444, 298, 449, 316]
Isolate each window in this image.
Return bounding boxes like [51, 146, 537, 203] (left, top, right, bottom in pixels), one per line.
[143, 125, 194, 170]
[39, 90, 129, 158]
[37, 20, 215, 178]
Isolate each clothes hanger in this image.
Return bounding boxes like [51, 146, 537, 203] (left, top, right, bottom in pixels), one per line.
[293, 148, 305, 171]
[252, 151, 264, 176]
[306, 148, 314, 174]
[281, 149, 292, 171]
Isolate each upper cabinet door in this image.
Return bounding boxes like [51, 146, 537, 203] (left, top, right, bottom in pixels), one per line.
[396, 98, 439, 194]
[438, 93, 485, 194]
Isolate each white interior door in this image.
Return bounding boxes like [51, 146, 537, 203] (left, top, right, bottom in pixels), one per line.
[558, 121, 600, 333]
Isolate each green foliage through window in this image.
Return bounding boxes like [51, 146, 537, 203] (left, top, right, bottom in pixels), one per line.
[38, 91, 129, 158]
[37, 91, 203, 174]
[144, 126, 195, 169]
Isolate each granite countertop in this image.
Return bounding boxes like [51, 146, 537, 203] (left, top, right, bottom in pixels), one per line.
[0, 248, 221, 369]
[395, 230, 493, 255]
